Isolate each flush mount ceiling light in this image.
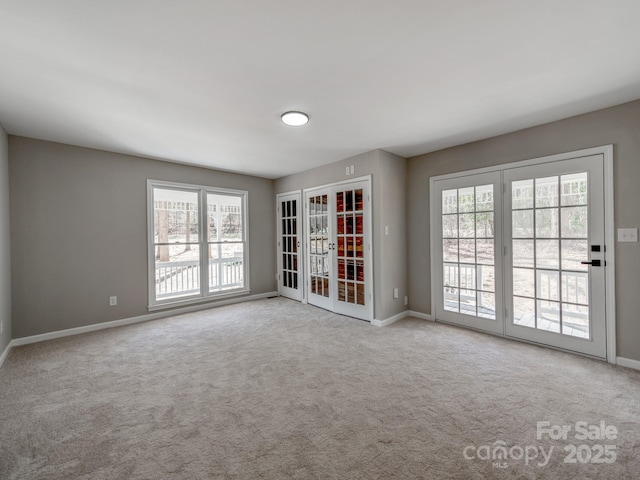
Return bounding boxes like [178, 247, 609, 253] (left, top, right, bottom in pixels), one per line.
[281, 111, 309, 126]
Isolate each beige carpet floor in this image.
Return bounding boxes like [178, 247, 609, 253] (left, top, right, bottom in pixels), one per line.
[1, 297, 639, 479]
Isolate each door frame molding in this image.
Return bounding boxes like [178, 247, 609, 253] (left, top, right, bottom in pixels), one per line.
[429, 145, 616, 363]
[303, 175, 373, 193]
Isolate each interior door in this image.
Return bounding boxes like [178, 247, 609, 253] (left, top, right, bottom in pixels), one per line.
[433, 172, 504, 334]
[333, 181, 372, 320]
[305, 180, 373, 321]
[305, 188, 332, 310]
[277, 192, 302, 301]
[504, 155, 606, 358]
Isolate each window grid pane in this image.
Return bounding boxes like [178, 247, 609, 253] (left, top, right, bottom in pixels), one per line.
[336, 189, 365, 306]
[511, 173, 590, 338]
[309, 194, 330, 298]
[280, 200, 299, 290]
[442, 185, 495, 319]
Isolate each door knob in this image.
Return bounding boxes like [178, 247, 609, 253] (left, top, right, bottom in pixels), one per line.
[580, 260, 602, 267]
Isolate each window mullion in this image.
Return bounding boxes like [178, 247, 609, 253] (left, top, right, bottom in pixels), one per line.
[200, 189, 208, 297]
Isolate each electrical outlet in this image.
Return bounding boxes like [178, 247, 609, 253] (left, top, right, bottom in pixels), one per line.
[109, 296, 118, 306]
[404, 296, 408, 306]
[393, 288, 399, 299]
[1, 320, 3, 335]
[350, 165, 355, 175]
[345, 166, 350, 176]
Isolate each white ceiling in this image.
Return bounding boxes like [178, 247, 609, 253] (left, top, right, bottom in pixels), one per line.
[1, 1, 640, 179]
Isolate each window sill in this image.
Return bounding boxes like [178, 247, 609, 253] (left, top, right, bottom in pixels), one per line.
[148, 288, 251, 312]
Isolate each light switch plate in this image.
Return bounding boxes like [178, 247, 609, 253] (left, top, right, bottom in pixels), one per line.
[617, 228, 638, 242]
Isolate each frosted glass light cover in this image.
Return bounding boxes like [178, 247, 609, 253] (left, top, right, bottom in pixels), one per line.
[281, 111, 309, 126]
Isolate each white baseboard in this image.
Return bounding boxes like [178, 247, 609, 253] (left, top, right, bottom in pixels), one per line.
[372, 311, 407, 327]
[616, 356, 640, 371]
[406, 310, 434, 321]
[9, 292, 278, 349]
[372, 309, 434, 327]
[0, 340, 14, 369]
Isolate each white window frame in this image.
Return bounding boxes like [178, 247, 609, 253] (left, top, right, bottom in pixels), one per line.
[147, 179, 250, 310]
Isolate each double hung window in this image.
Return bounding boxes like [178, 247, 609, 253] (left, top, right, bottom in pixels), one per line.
[148, 180, 248, 308]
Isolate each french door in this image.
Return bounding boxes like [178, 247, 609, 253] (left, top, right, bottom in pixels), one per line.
[433, 153, 608, 358]
[434, 172, 504, 334]
[305, 179, 373, 321]
[306, 188, 332, 310]
[277, 192, 302, 301]
[503, 156, 606, 357]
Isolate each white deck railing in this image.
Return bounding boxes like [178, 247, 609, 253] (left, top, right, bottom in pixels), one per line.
[444, 264, 588, 324]
[156, 257, 243, 299]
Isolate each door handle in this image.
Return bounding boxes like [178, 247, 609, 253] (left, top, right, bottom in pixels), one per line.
[581, 260, 602, 267]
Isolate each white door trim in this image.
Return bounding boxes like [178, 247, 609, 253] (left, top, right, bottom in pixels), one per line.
[304, 175, 372, 193]
[429, 145, 616, 362]
[603, 147, 616, 364]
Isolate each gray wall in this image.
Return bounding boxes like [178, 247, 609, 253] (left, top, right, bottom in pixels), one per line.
[9, 137, 276, 338]
[275, 149, 407, 321]
[377, 150, 408, 320]
[407, 99, 640, 361]
[0, 125, 11, 354]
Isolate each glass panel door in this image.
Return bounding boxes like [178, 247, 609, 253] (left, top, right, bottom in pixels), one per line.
[336, 187, 366, 307]
[432, 153, 607, 358]
[306, 189, 332, 310]
[304, 180, 373, 321]
[433, 172, 504, 334]
[277, 192, 302, 301]
[504, 155, 606, 358]
[333, 181, 372, 320]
